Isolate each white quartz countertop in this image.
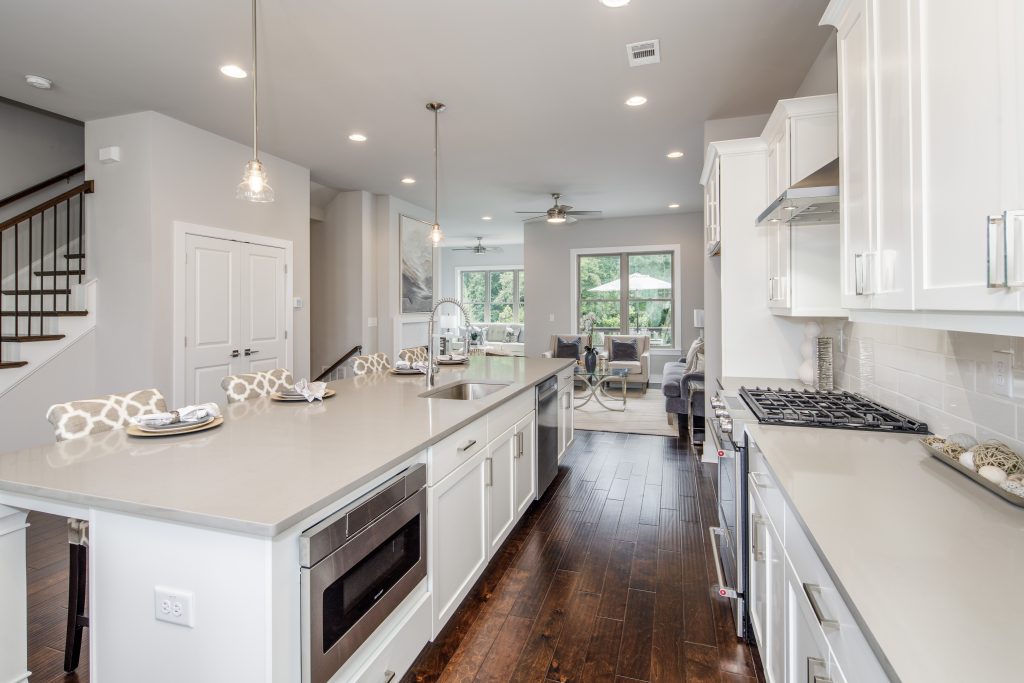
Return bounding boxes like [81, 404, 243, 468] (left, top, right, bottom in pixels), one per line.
[0, 357, 573, 537]
[746, 424, 1024, 683]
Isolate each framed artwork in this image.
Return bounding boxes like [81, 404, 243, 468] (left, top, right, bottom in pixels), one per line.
[399, 214, 434, 313]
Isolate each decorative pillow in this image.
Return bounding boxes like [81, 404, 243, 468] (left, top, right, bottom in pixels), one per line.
[684, 339, 705, 373]
[554, 337, 581, 359]
[516, 327, 524, 342]
[486, 325, 505, 343]
[504, 326, 517, 343]
[684, 337, 703, 365]
[47, 389, 168, 442]
[611, 339, 639, 361]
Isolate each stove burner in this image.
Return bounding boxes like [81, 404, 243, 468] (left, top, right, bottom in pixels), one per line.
[739, 387, 929, 434]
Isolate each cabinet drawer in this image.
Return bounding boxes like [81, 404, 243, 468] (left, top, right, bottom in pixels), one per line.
[784, 506, 890, 682]
[428, 420, 487, 486]
[557, 366, 574, 390]
[487, 391, 533, 441]
[345, 588, 431, 683]
[747, 444, 786, 541]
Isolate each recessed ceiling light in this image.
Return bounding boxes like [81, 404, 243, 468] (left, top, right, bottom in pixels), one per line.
[783, 205, 797, 211]
[482, 216, 493, 221]
[25, 75, 52, 89]
[599, 0, 631, 6]
[666, 151, 684, 159]
[219, 64, 247, 78]
[625, 95, 647, 107]
[348, 133, 367, 142]
[668, 203, 680, 209]
[401, 177, 416, 184]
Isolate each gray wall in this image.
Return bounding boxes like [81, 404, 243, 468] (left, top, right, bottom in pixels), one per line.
[439, 245, 524, 301]
[524, 212, 704, 379]
[794, 33, 838, 98]
[703, 114, 769, 156]
[0, 98, 83, 202]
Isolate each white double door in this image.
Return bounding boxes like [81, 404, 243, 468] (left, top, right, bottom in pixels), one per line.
[185, 234, 288, 405]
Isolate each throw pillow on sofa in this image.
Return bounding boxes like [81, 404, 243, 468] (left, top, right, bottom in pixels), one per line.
[504, 326, 517, 343]
[610, 339, 639, 361]
[555, 337, 581, 359]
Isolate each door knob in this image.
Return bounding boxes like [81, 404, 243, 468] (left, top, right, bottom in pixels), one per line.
[230, 350, 240, 358]
[244, 348, 259, 356]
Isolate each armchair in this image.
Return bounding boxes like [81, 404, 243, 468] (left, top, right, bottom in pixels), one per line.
[601, 334, 651, 394]
[540, 334, 590, 359]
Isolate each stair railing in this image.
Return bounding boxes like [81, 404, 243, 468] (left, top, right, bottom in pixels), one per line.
[315, 345, 363, 383]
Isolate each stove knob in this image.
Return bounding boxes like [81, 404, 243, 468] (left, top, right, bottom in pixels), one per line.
[715, 409, 729, 418]
[710, 397, 724, 409]
[721, 417, 734, 434]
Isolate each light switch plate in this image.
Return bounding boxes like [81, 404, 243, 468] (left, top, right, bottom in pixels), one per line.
[293, 297, 303, 309]
[154, 586, 194, 628]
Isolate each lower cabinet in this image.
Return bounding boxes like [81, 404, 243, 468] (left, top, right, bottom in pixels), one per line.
[786, 560, 832, 683]
[557, 384, 574, 459]
[486, 426, 517, 557]
[748, 488, 785, 683]
[513, 411, 537, 519]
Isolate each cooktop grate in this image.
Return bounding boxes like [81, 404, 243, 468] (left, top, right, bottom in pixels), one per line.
[739, 387, 929, 433]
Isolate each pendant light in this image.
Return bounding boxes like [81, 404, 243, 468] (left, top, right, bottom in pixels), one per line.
[426, 102, 446, 246]
[237, 0, 274, 202]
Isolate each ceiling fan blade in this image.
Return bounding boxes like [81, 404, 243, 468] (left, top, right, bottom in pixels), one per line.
[516, 211, 548, 214]
[564, 216, 578, 224]
[521, 215, 548, 222]
[558, 204, 574, 211]
[566, 210, 602, 216]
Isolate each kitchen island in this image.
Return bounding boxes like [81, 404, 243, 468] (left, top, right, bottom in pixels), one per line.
[745, 424, 1024, 683]
[0, 356, 574, 683]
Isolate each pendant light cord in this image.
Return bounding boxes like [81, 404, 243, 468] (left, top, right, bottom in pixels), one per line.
[252, 0, 259, 160]
[433, 107, 439, 226]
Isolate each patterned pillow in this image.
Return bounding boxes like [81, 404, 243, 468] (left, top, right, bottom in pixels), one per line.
[504, 327, 517, 343]
[221, 368, 294, 403]
[46, 389, 168, 442]
[610, 339, 639, 361]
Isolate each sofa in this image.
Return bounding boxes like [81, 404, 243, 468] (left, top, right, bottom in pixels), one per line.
[460, 323, 525, 356]
[662, 340, 705, 441]
[602, 334, 651, 394]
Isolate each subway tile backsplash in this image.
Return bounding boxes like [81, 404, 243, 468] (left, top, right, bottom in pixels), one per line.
[822, 321, 1024, 453]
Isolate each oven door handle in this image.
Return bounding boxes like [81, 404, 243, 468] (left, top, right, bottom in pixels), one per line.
[708, 526, 738, 599]
[707, 418, 726, 457]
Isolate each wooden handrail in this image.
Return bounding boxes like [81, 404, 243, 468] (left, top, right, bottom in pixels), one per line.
[315, 345, 363, 382]
[0, 165, 85, 211]
[0, 180, 93, 233]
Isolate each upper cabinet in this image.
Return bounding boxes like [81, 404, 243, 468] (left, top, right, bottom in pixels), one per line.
[760, 95, 846, 317]
[825, 0, 1024, 331]
[704, 155, 722, 256]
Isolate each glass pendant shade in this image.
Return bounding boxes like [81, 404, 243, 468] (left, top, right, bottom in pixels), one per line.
[237, 159, 274, 202]
[428, 222, 444, 245]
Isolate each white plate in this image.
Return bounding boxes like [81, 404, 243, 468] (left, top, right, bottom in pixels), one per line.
[136, 415, 215, 432]
[390, 368, 425, 375]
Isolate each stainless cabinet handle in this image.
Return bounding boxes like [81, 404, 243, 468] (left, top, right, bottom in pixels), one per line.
[485, 457, 493, 486]
[749, 471, 772, 489]
[854, 252, 865, 295]
[751, 514, 766, 562]
[516, 431, 524, 458]
[458, 439, 477, 453]
[230, 349, 240, 358]
[807, 657, 832, 683]
[384, 671, 396, 683]
[987, 213, 1008, 288]
[803, 583, 839, 629]
[708, 526, 737, 599]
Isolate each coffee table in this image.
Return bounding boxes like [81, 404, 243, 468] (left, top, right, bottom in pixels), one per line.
[573, 367, 630, 411]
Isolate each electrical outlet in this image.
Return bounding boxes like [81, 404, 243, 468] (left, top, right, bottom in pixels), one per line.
[154, 586, 194, 628]
[992, 350, 1014, 398]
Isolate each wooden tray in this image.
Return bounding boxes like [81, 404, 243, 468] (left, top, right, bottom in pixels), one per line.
[921, 439, 1024, 508]
[270, 389, 336, 402]
[127, 416, 224, 438]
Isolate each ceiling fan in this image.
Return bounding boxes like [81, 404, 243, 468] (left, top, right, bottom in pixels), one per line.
[452, 236, 504, 254]
[517, 193, 602, 224]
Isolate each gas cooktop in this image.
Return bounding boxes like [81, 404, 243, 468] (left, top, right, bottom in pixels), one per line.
[739, 387, 929, 434]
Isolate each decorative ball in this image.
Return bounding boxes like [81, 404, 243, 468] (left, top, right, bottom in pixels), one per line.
[959, 451, 976, 471]
[978, 465, 1008, 485]
[1000, 480, 1024, 498]
[1010, 473, 1024, 484]
[804, 321, 823, 339]
[946, 433, 978, 451]
[971, 441, 1024, 475]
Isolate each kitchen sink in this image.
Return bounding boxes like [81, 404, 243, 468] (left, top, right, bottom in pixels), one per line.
[421, 381, 511, 401]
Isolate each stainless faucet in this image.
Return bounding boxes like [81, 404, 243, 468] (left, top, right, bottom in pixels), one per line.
[426, 297, 472, 387]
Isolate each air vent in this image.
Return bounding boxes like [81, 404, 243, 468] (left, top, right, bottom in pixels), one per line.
[626, 39, 660, 67]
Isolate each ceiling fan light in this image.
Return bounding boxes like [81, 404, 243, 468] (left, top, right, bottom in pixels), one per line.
[237, 159, 274, 202]
[547, 216, 567, 224]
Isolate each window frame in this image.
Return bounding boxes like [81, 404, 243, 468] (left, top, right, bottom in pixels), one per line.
[457, 266, 525, 325]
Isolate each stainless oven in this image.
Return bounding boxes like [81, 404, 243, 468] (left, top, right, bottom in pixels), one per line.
[300, 464, 427, 683]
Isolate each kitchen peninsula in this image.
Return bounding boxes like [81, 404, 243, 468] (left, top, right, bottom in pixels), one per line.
[0, 356, 575, 683]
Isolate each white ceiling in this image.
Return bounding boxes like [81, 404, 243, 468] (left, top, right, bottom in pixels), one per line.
[0, 0, 831, 245]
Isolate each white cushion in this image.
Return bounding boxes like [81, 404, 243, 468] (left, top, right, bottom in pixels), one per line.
[608, 360, 642, 375]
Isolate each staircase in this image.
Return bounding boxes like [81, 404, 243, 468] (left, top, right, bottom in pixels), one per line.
[0, 166, 95, 382]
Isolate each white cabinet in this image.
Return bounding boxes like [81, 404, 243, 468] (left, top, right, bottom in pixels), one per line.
[557, 383, 574, 460]
[485, 426, 516, 557]
[429, 448, 488, 636]
[760, 95, 844, 317]
[826, 0, 1024, 321]
[704, 155, 722, 256]
[513, 411, 537, 519]
[786, 561, 832, 683]
[749, 485, 786, 683]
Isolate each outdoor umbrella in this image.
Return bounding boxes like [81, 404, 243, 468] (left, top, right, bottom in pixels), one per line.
[588, 272, 671, 292]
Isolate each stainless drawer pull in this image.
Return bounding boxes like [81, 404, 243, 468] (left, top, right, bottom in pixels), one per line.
[749, 471, 772, 489]
[515, 431, 524, 458]
[384, 671, 396, 683]
[807, 657, 832, 683]
[458, 439, 477, 452]
[803, 583, 839, 629]
[854, 252, 865, 295]
[485, 457, 493, 486]
[708, 526, 737, 599]
[987, 213, 1008, 288]
[751, 514, 766, 562]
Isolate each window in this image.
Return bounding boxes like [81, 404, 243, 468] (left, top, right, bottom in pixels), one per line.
[577, 251, 674, 347]
[460, 269, 525, 324]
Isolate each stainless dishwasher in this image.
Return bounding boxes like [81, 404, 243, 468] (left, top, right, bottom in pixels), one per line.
[536, 376, 559, 497]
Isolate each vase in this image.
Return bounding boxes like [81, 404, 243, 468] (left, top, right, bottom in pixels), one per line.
[584, 348, 598, 374]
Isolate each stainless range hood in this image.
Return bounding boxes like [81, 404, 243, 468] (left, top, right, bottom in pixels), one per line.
[756, 158, 840, 226]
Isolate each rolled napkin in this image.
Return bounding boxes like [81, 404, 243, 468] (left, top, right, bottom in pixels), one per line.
[412, 361, 429, 373]
[134, 402, 221, 427]
[293, 378, 327, 402]
[394, 361, 427, 373]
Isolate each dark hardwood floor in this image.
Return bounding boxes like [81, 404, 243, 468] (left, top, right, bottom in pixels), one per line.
[404, 430, 765, 683]
[23, 430, 758, 683]
[25, 510, 89, 683]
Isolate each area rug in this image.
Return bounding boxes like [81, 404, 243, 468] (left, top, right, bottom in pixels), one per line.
[572, 385, 678, 438]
